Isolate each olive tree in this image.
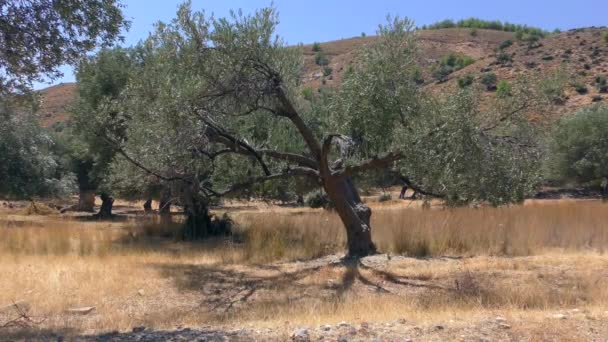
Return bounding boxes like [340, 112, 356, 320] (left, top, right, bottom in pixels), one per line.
[107, 4, 545, 256]
[69, 48, 134, 216]
[549, 105, 608, 196]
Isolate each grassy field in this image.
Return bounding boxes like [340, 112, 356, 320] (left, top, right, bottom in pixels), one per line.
[1, 199, 608, 339]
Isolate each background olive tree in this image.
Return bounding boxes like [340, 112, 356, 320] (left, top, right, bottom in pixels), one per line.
[0, 0, 128, 200]
[549, 105, 608, 197]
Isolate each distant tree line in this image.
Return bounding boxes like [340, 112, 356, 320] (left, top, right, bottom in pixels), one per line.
[421, 18, 550, 38]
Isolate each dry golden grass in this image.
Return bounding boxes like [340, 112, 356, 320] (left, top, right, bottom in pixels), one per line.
[1, 200, 608, 337]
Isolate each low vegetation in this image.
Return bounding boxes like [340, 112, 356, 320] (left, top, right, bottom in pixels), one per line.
[424, 18, 549, 37]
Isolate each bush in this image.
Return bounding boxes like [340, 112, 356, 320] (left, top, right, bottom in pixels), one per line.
[305, 191, 332, 209]
[481, 72, 497, 91]
[361, 32, 366, 38]
[496, 80, 512, 97]
[315, 51, 329, 66]
[432, 53, 475, 82]
[596, 75, 608, 93]
[432, 64, 453, 82]
[323, 66, 333, 77]
[496, 52, 512, 64]
[412, 67, 424, 84]
[469, 28, 478, 37]
[603, 31, 608, 43]
[457, 74, 474, 88]
[312, 42, 322, 52]
[574, 83, 588, 94]
[498, 39, 513, 50]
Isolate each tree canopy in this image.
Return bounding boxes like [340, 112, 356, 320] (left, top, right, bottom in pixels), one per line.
[0, 0, 129, 93]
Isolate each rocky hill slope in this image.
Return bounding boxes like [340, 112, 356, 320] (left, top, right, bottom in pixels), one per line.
[37, 28, 608, 128]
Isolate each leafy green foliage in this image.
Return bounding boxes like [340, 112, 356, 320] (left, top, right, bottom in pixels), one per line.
[312, 42, 322, 52]
[549, 105, 608, 185]
[496, 52, 513, 64]
[432, 53, 475, 82]
[498, 40, 513, 50]
[0, 0, 128, 94]
[315, 51, 329, 66]
[457, 74, 474, 88]
[496, 80, 512, 98]
[602, 31, 608, 43]
[0, 97, 75, 198]
[323, 66, 333, 77]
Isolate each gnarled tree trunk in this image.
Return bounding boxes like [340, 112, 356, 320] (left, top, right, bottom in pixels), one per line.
[180, 182, 212, 240]
[75, 190, 95, 212]
[143, 197, 152, 213]
[96, 193, 114, 219]
[324, 176, 376, 257]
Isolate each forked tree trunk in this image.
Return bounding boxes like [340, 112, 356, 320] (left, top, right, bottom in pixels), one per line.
[75, 190, 96, 212]
[96, 193, 114, 219]
[323, 176, 376, 257]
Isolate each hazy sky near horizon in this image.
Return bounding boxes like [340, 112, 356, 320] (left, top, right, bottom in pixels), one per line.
[34, 0, 608, 89]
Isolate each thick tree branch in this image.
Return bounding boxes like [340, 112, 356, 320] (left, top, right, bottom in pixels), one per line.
[273, 79, 323, 161]
[257, 149, 318, 169]
[399, 175, 446, 199]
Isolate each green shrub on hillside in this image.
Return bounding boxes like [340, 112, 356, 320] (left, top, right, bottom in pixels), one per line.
[432, 53, 475, 82]
[481, 72, 498, 91]
[315, 51, 329, 66]
[457, 74, 474, 88]
[312, 42, 322, 52]
[603, 31, 608, 43]
[498, 39, 513, 50]
[496, 80, 512, 97]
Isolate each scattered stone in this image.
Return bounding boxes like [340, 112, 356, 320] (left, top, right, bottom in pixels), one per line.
[132, 326, 146, 333]
[553, 313, 568, 320]
[337, 336, 350, 342]
[434, 325, 445, 330]
[291, 328, 310, 342]
[396, 318, 406, 324]
[65, 306, 96, 315]
[495, 316, 507, 323]
[320, 325, 331, 332]
[137, 289, 145, 296]
[337, 321, 350, 328]
[499, 323, 511, 330]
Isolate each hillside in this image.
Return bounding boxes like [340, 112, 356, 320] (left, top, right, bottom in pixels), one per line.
[37, 28, 608, 128]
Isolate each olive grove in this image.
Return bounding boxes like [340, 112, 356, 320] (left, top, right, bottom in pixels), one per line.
[83, 3, 551, 256]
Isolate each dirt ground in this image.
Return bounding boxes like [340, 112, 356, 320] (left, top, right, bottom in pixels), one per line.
[1, 196, 608, 341]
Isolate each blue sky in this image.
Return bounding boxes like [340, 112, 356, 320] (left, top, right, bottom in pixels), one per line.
[34, 0, 608, 89]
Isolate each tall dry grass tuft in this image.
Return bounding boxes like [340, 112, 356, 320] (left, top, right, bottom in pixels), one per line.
[234, 201, 608, 259]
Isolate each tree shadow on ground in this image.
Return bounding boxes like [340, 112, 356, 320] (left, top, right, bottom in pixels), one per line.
[153, 255, 455, 318]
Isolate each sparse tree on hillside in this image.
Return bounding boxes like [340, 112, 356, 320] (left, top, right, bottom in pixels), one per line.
[102, 4, 548, 256]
